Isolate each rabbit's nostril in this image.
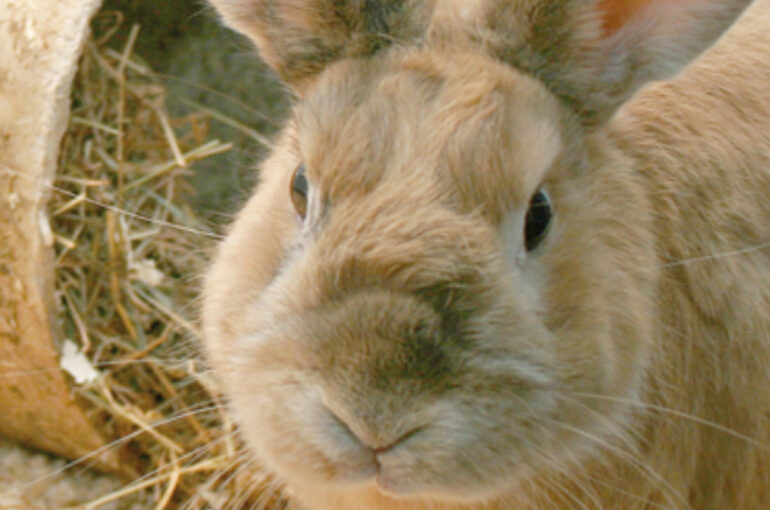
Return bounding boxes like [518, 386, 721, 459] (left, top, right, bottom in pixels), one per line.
[372, 426, 425, 456]
[321, 397, 425, 455]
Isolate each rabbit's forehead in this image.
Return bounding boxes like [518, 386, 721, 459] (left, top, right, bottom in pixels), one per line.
[294, 50, 567, 219]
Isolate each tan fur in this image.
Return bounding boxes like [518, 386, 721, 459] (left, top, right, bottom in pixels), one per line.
[203, 0, 770, 508]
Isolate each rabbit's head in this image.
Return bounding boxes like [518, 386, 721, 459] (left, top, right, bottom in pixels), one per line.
[203, 0, 750, 506]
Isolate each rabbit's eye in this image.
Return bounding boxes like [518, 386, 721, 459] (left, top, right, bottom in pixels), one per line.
[290, 164, 309, 219]
[524, 188, 552, 251]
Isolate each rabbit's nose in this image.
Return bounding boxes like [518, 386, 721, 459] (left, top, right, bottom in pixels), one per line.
[371, 426, 425, 456]
[321, 396, 425, 456]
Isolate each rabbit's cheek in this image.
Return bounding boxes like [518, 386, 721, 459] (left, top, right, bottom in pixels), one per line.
[300, 396, 380, 483]
[232, 380, 378, 486]
[365, 394, 553, 500]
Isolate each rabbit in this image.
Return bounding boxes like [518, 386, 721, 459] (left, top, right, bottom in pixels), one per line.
[201, 0, 770, 508]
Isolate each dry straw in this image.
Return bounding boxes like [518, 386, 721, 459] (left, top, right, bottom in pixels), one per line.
[49, 12, 285, 509]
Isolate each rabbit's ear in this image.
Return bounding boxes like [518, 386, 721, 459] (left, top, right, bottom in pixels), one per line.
[209, 0, 431, 91]
[483, 0, 752, 127]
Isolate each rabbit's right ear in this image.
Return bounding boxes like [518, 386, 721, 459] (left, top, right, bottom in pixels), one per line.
[479, 0, 753, 128]
[208, 0, 432, 91]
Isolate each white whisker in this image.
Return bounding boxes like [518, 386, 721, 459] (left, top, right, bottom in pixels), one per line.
[569, 391, 770, 452]
[19, 404, 219, 491]
[0, 163, 224, 241]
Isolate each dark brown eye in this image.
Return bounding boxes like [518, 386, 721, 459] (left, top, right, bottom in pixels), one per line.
[524, 188, 552, 251]
[290, 164, 308, 219]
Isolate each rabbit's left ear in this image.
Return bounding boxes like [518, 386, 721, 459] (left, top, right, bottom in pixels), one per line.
[208, 0, 431, 92]
[482, 0, 753, 127]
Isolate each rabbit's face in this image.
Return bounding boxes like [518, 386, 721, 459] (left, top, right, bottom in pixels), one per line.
[203, 48, 656, 504]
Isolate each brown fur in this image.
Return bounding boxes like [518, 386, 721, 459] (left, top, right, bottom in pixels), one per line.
[203, 0, 770, 508]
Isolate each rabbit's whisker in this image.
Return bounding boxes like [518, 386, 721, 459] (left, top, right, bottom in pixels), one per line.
[20, 404, 221, 490]
[567, 391, 770, 451]
[0, 163, 225, 240]
[544, 418, 691, 510]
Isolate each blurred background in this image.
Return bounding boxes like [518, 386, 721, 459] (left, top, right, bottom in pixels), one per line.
[103, 0, 288, 222]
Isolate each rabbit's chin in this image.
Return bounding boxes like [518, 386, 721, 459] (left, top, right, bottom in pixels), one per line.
[282, 467, 522, 505]
[282, 465, 534, 509]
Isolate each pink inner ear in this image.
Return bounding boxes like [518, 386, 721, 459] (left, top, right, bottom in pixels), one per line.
[599, 0, 656, 35]
[599, 0, 707, 36]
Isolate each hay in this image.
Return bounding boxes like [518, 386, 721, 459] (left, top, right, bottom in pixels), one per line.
[48, 12, 286, 509]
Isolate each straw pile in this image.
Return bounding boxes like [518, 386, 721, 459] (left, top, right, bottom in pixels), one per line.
[49, 12, 286, 509]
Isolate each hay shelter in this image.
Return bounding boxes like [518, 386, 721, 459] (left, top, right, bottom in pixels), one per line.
[0, 0, 112, 469]
[0, 0, 287, 507]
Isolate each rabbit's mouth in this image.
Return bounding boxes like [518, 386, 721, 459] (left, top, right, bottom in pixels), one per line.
[227, 327, 567, 503]
[233, 370, 635, 505]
